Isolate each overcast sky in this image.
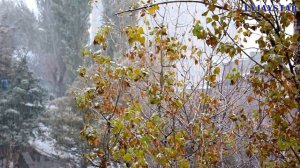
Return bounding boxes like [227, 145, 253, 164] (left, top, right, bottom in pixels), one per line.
[23, 0, 294, 56]
[25, 0, 37, 13]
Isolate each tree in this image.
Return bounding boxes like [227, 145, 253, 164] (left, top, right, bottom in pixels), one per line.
[77, 0, 300, 167]
[98, 0, 138, 59]
[0, 24, 13, 78]
[0, 52, 45, 165]
[0, 2, 44, 166]
[0, 0, 37, 79]
[39, 92, 90, 166]
[36, 0, 92, 96]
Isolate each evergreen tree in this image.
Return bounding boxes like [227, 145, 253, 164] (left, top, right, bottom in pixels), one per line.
[0, 54, 45, 147]
[0, 2, 42, 147]
[0, 24, 13, 78]
[0, 0, 37, 79]
[36, 0, 92, 96]
[40, 95, 89, 166]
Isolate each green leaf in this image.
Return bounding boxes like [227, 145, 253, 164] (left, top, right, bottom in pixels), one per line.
[123, 153, 133, 162]
[174, 99, 183, 108]
[277, 138, 289, 150]
[229, 114, 238, 121]
[213, 66, 220, 74]
[181, 45, 187, 51]
[202, 10, 209, 16]
[212, 15, 219, 21]
[192, 22, 206, 39]
[78, 67, 86, 77]
[206, 17, 212, 23]
[179, 160, 189, 168]
[208, 5, 216, 11]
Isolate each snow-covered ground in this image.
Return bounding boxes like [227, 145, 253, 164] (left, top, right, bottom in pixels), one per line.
[29, 123, 81, 166]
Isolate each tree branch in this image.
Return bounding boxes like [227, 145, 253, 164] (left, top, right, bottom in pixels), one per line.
[115, 0, 231, 15]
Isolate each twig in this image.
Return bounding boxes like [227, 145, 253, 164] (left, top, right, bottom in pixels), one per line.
[115, 0, 235, 15]
[290, 146, 300, 163]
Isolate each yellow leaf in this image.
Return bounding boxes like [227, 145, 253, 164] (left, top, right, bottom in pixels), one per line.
[206, 74, 216, 82]
[123, 153, 132, 162]
[179, 160, 189, 168]
[234, 34, 239, 41]
[137, 27, 144, 35]
[148, 5, 159, 15]
[213, 67, 220, 74]
[79, 67, 86, 77]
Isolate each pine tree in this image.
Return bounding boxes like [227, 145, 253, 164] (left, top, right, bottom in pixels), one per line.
[0, 54, 45, 147]
[0, 1, 42, 147]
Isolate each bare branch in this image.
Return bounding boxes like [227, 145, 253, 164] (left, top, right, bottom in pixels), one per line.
[115, 0, 231, 15]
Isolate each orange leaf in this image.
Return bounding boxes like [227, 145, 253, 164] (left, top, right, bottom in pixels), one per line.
[247, 96, 254, 103]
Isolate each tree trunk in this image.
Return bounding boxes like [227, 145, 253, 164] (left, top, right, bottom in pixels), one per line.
[6, 144, 15, 168]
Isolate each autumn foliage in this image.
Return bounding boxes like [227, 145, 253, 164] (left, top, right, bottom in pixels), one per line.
[77, 0, 300, 167]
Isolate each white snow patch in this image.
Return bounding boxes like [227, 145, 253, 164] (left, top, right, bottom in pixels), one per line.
[48, 104, 58, 110]
[29, 123, 78, 162]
